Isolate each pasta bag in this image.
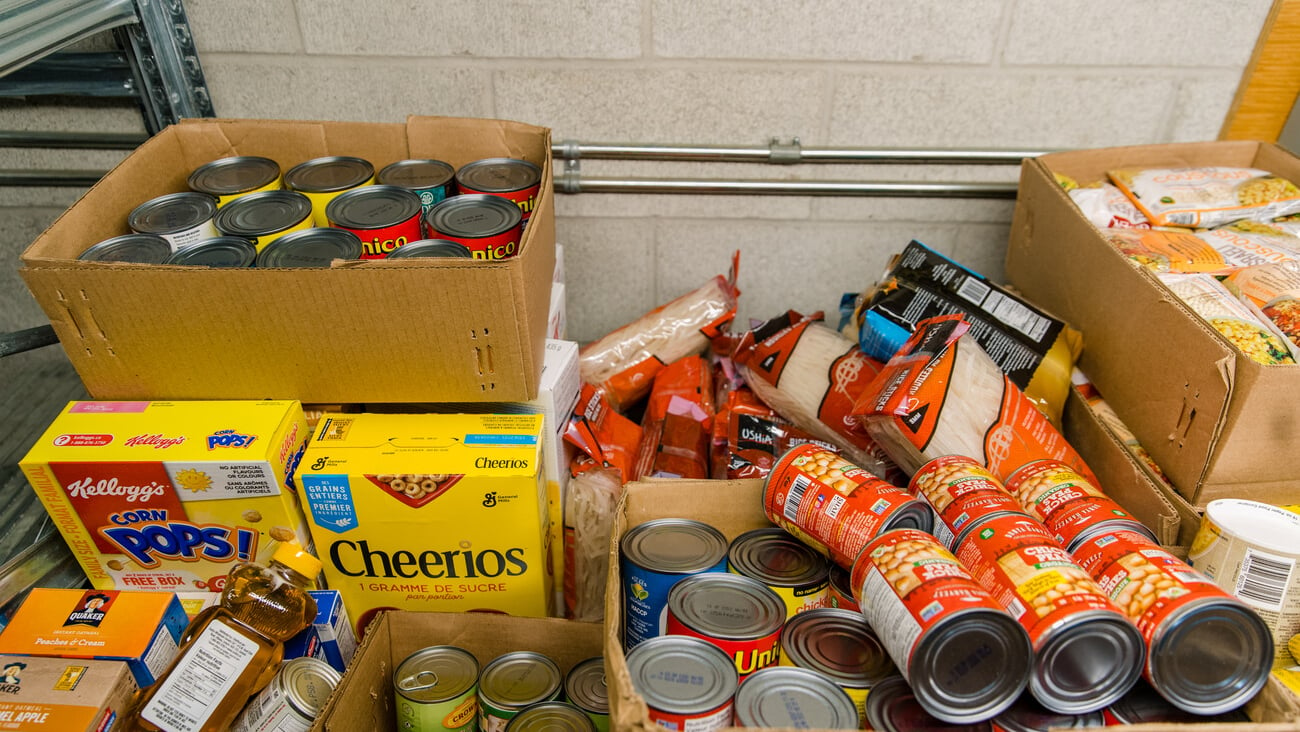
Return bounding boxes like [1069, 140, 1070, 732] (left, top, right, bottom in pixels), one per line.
[634, 355, 715, 480]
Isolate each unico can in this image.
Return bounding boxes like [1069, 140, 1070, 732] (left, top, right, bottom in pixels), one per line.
[780, 607, 896, 727]
[79, 233, 172, 263]
[865, 675, 991, 732]
[620, 518, 728, 651]
[563, 656, 609, 732]
[325, 184, 424, 259]
[378, 159, 457, 216]
[478, 651, 563, 732]
[951, 513, 1144, 714]
[910, 455, 1027, 549]
[990, 692, 1105, 732]
[256, 227, 363, 268]
[456, 157, 542, 227]
[1004, 459, 1156, 552]
[665, 572, 785, 681]
[230, 656, 341, 732]
[727, 526, 830, 617]
[188, 155, 282, 206]
[425, 194, 524, 261]
[827, 564, 859, 612]
[1070, 528, 1273, 715]
[764, 444, 933, 569]
[213, 190, 314, 251]
[625, 635, 737, 731]
[128, 191, 219, 251]
[505, 701, 596, 731]
[850, 529, 1032, 724]
[733, 666, 859, 729]
[285, 155, 375, 226]
[385, 239, 473, 259]
[394, 645, 480, 732]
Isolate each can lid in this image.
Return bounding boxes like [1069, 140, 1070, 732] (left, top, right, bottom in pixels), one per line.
[214, 190, 313, 237]
[480, 651, 562, 709]
[667, 573, 786, 640]
[727, 527, 830, 588]
[504, 701, 596, 732]
[256, 227, 362, 268]
[734, 666, 858, 729]
[992, 692, 1106, 732]
[779, 608, 894, 687]
[285, 156, 374, 193]
[164, 237, 256, 267]
[384, 239, 473, 259]
[188, 156, 281, 196]
[866, 676, 991, 732]
[621, 518, 728, 574]
[1147, 596, 1273, 715]
[78, 233, 171, 263]
[827, 564, 855, 602]
[378, 159, 456, 189]
[425, 194, 521, 239]
[271, 541, 322, 578]
[1030, 609, 1145, 714]
[625, 636, 737, 715]
[394, 646, 479, 703]
[456, 157, 541, 193]
[129, 192, 217, 235]
[563, 657, 608, 714]
[280, 656, 342, 718]
[910, 607, 1033, 724]
[325, 185, 421, 229]
[881, 499, 936, 534]
[1106, 681, 1250, 725]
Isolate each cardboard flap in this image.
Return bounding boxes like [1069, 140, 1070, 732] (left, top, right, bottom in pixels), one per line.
[1037, 141, 1264, 188]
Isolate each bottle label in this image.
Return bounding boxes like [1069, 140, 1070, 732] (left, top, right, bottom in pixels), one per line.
[141, 617, 260, 732]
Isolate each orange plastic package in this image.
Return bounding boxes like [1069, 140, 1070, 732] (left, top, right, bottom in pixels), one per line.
[634, 355, 715, 480]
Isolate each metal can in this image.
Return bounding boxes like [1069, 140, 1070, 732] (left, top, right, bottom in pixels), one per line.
[1004, 459, 1156, 552]
[1070, 528, 1273, 715]
[865, 675, 992, 732]
[624, 635, 737, 731]
[1102, 680, 1251, 725]
[394, 645, 480, 732]
[951, 512, 1144, 714]
[850, 529, 1032, 724]
[563, 656, 609, 732]
[425, 194, 523, 261]
[256, 227, 363, 268]
[910, 455, 1027, 549]
[284, 155, 376, 226]
[763, 444, 933, 569]
[384, 239, 473, 259]
[78, 233, 172, 263]
[665, 572, 785, 681]
[727, 526, 830, 617]
[128, 191, 219, 251]
[504, 701, 596, 731]
[455, 157, 542, 227]
[478, 651, 563, 732]
[378, 158, 457, 216]
[620, 518, 728, 651]
[164, 236, 257, 268]
[188, 155, 282, 206]
[826, 564, 859, 612]
[733, 666, 859, 729]
[779, 607, 896, 727]
[229, 656, 341, 732]
[213, 190, 314, 251]
[325, 184, 424, 259]
[989, 692, 1105, 732]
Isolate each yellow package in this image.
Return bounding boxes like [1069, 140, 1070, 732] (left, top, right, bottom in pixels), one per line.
[1107, 229, 1228, 273]
[1109, 167, 1300, 229]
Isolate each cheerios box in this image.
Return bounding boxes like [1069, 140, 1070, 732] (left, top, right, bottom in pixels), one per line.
[0, 655, 138, 732]
[19, 400, 314, 592]
[298, 412, 551, 632]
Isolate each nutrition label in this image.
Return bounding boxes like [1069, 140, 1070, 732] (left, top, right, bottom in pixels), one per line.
[141, 618, 259, 732]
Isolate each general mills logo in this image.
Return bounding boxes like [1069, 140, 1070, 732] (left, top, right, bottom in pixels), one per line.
[311, 457, 327, 470]
[482, 492, 497, 508]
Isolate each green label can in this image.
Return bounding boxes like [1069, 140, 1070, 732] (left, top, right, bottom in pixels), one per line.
[394, 645, 480, 731]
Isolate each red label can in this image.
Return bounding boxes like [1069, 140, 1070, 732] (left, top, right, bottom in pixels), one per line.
[1004, 460, 1157, 552]
[625, 635, 736, 731]
[325, 185, 424, 259]
[425, 194, 524, 260]
[455, 158, 542, 226]
[665, 573, 785, 681]
[910, 455, 1026, 549]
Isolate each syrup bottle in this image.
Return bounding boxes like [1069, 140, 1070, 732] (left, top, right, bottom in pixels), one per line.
[124, 541, 321, 732]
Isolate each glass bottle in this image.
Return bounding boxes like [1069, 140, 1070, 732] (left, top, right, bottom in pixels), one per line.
[123, 541, 321, 732]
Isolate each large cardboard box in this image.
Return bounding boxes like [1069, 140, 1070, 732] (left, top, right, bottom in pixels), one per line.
[1005, 141, 1300, 506]
[19, 116, 555, 404]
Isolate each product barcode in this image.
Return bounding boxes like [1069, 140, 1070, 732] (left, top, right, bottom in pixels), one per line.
[984, 292, 1051, 341]
[956, 276, 991, 306]
[784, 475, 812, 523]
[1235, 549, 1293, 611]
[1167, 212, 1198, 226]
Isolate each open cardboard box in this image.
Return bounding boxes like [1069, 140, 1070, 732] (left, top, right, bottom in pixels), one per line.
[311, 611, 602, 731]
[19, 116, 555, 404]
[1005, 141, 1300, 506]
[603, 479, 1300, 730]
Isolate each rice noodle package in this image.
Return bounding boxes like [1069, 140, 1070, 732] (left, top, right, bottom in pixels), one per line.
[633, 355, 714, 480]
[853, 314, 1096, 484]
[1107, 167, 1300, 228]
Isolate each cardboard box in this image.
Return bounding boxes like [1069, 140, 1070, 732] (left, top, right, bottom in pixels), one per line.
[284, 590, 358, 674]
[0, 655, 137, 732]
[1005, 141, 1300, 505]
[18, 116, 556, 404]
[311, 611, 602, 732]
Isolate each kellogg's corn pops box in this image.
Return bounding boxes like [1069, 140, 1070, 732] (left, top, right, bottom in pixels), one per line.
[19, 401, 312, 593]
[298, 413, 550, 631]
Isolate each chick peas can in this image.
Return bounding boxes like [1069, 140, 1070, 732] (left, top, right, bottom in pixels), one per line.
[910, 456, 1027, 549]
[284, 155, 375, 227]
[1004, 460, 1156, 552]
[779, 607, 896, 727]
[727, 527, 830, 618]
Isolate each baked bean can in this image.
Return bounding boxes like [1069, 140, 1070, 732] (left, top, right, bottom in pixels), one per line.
[456, 157, 542, 227]
[1102, 680, 1251, 725]
[188, 155, 282, 206]
[378, 159, 457, 216]
[563, 656, 609, 732]
[865, 675, 992, 732]
[665, 572, 785, 680]
[827, 564, 860, 612]
[164, 236, 257, 268]
[284, 155, 375, 226]
[734, 666, 859, 729]
[620, 518, 728, 650]
[213, 190, 314, 251]
[910, 455, 1027, 549]
[394, 645, 480, 732]
[325, 184, 424, 259]
[1071, 529, 1273, 715]
[727, 526, 830, 617]
[79, 233, 172, 263]
[624, 635, 737, 732]
[504, 701, 596, 731]
[478, 651, 563, 732]
[989, 692, 1105, 732]
[256, 227, 363, 268]
[764, 444, 933, 569]
[850, 529, 1032, 724]
[1004, 459, 1156, 552]
[779, 607, 895, 727]
[952, 513, 1144, 714]
[385, 239, 473, 259]
[229, 656, 341, 732]
[129, 191, 219, 251]
[425, 194, 524, 261]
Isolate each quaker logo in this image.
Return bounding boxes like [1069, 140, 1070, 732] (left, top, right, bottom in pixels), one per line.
[63, 590, 117, 628]
[0, 660, 26, 692]
[482, 492, 497, 508]
[207, 429, 258, 450]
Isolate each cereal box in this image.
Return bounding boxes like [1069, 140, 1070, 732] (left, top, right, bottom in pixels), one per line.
[0, 655, 137, 732]
[298, 413, 550, 631]
[19, 400, 313, 593]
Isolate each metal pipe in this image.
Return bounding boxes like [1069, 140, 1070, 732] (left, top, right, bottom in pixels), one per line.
[0, 130, 145, 148]
[552, 140, 1052, 166]
[0, 170, 104, 186]
[558, 176, 1017, 198]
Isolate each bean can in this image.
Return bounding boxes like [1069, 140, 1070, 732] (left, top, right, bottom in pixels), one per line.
[779, 607, 895, 727]
[826, 564, 859, 612]
[625, 635, 737, 732]
[284, 155, 375, 226]
[1004, 459, 1156, 552]
[456, 157, 542, 227]
[188, 155, 282, 206]
[734, 666, 859, 729]
[665, 572, 785, 681]
[478, 651, 563, 732]
[620, 518, 728, 651]
[1102, 680, 1251, 725]
[79, 233, 172, 263]
[989, 692, 1105, 732]
[1071, 528, 1273, 715]
[865, 675, 991, 732]
[325, 184, 425, 259]
[213, 190, 314, 251]
[563, 656, 609, 732]
[910, 455, 1027, 549]
[504, 701, 596, 731]
[378, 158, 457, 216]
[425, 194, 524, 261]
[129, 191, 219, 251]
[763, 444, 933, 569]
[164, 236, 257, 268]
[727, 526, 830, 617]
[850, 529, 1032, 724]
[256, 227, 363, 268]
[229, 656, 341, 732]
[394, 645, 480, 732]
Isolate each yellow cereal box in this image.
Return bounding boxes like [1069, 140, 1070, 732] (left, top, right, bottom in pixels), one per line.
[298, 413, 550, 631]
[19, 401, 312, 593]
[0, 655, 137, 732]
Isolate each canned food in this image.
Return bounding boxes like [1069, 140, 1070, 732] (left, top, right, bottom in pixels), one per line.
[763, 444, 933, 568]
[164, 236, 257, 267]
[425, 194, 523, 261]
[620, 518, 728, 650]
[727, 526, 830, 617]
[733, 666, 859, 729]
[188, 155, 282, 206]
[866, 675, 991, 732]
[989, 692, 1105, 732]
[666, 572, 786, 681]
[378, 159, 457, 215]
[1004, 459, 1156, 552]
[563, 656, 609, 732]
[826, 564, 859, 612]
[779, 607, 895, 726]
[477, 651, 563, 732]
[129, 192, 219, 251]
[78, 233, 172, 263]
[951, 513, 1144, 714]
[394, 645, 480, 732]
[850, 529, 1032, 724]
[256, 227, 363, 268]
[385, 239, 473, 259]
[1102, 680, 1251, 725]
[285, 155, 376, 226]
[1071, 528, 1273, 714]
[455, 157, 542, 226]
[504, 701, 595, 731]
[230, 656, 341, 732]
[213, 190, 314, 251]
[625, 635, 737, 732]
[910, 455, 1026, 549]
[325, 184, 424, 259]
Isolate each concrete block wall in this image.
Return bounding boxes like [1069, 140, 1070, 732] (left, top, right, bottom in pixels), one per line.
[0, 0, 1275, 342]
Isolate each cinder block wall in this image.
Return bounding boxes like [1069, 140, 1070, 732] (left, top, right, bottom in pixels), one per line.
[0, 0, 1274, 342]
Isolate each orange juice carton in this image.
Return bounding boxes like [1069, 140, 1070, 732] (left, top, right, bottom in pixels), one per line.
[298, 412, 550, 631]
[19, 400, 313, 592]
[283, 590, 357, 673]
[0, 655, 137, 732]
[0, 589, 188, 687]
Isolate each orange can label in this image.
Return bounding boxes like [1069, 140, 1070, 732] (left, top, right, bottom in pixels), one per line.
[909, 456, 1024, 548]
[1004, 460, 1147, 550]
